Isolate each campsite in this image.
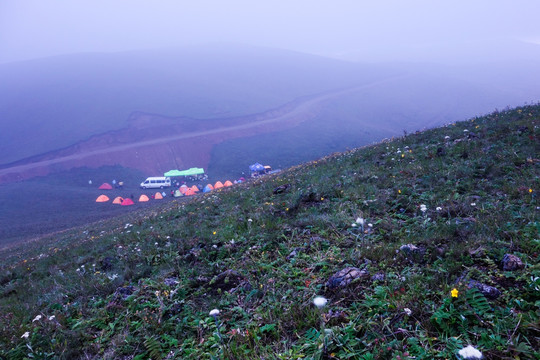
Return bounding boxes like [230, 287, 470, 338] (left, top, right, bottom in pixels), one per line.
[0, 163, 255, 246]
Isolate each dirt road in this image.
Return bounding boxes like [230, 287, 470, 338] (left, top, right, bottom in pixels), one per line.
[0, 75, 407, 179]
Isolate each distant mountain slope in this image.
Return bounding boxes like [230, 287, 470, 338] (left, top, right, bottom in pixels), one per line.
[0, 77, 405, 183]
[0, 45, 394, 165]
[1, 44, 539, 183]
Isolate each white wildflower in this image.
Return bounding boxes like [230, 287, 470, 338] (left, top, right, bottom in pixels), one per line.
[48, 315, 55, 321]
[247, 218, 253, 222]
[404, 308, 412, 316]
[21, 331, 30, 339]
[420, 204, 427, 213]
[458, 345, 482, 359]
[471, 203, 476, 206]
[356, 217, 364, 226]
[209, 309, 220, 316]
[32, 315, 42, 322]
[436, 206, 442, 211]
[313, 296, 328, 309]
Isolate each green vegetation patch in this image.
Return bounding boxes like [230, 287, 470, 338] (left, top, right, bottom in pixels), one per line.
[0, 105, 538, 359]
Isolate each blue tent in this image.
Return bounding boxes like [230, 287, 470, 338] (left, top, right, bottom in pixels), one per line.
[249, 163, 265, 172]
[203, 185, 213, 193]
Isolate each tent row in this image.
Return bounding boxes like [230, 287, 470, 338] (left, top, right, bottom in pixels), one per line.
[96, 180, 239, 204]
[178, 180, 236, 195]
[96, 192, 166, 205]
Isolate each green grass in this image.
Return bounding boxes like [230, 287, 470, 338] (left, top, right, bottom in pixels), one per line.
[0, 105, 538, 359]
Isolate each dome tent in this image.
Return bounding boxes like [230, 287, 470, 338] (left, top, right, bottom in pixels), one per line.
[112, 196, 124, 204]
[96, 195, 110, 202]
[121, 198, 135, 206]
[98, 183, 113, 190]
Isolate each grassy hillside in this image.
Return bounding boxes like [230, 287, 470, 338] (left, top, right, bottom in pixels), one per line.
[208, 72, 526, 179]
[0, 105, 538, 359]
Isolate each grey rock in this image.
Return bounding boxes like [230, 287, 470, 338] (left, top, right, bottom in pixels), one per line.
[327, 267, 369, 289]
[164, 277, 179, 287]
[502, 254, 524, 271]
[467, 280, 501, 299]
[399, 244, 419, 253]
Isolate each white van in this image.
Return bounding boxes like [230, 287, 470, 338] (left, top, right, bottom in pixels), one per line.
[140, 177, 171, 189]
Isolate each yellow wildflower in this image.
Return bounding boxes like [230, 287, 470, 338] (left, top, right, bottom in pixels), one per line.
[451, 288, 459, 298]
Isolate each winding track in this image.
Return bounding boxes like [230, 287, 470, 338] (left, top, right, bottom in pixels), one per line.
[0, 75, 407, 178]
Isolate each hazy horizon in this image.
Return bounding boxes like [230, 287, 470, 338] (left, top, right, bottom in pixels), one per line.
[2, 1, 540, 65]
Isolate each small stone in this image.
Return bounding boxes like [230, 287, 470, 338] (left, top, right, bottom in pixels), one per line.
[399, 244, 419, 253]
[273, 184, 291, 194]
[371, 273, 385, 281]
[286, 249, 298, 260]
[502, 254, 524, 271]
[467, 280, 501, 299]
[164, 277, 179, 287]
[327, 267, 369, 289]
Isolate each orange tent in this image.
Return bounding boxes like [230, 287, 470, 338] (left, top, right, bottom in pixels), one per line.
[98, 183, 113, 190]
[184, 188, 196, 196]
[205, 184, 214, 190]
[139, 194, 150, 202]
[96, 194, 110, 202]
[224, 180, 233, 187]
[190, 185, 199, 192]
[179, 184, 188, 194]
[112, 196, 124, 204]
[154, 192, 163, 199]
[121, 198, 134, 206]
[214, 181, 224, 189]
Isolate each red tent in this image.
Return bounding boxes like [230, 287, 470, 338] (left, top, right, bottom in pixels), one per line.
[98, 183, 113, 190]
[121, 198, 135, 206]
[224, 180, 233, 187]
[184, 188, 196, 196]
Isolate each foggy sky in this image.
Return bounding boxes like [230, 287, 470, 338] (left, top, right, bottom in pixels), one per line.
[1, 0, 540, 64]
